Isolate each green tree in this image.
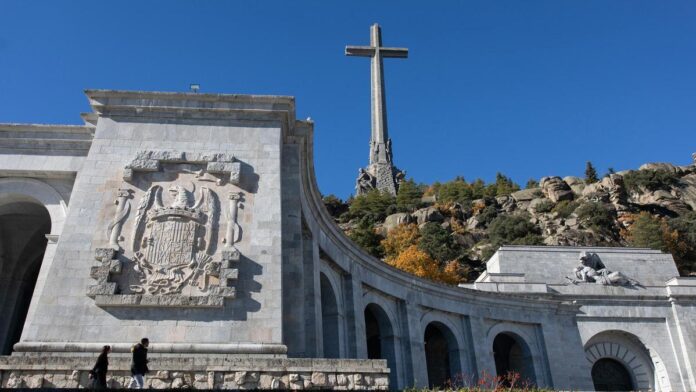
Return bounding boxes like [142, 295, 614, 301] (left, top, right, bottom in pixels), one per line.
[666, 212, 696, 274]
[418, 222, 461, 265]
[585, 161, 599, 184]
[322, 194, 348, 218]
[396, 178, 423, 212]
[437, 177, 472, 204]
[552, 200, 579, 218]
[623, 169, 679, 192]
[492, 172, 520, 196]
[470, 178, 487, 199]
[347, 190, 395, 223]
[348, 217, 384, 258]
[488, 214, 543, 248]
[627, 212, 665, 250]
[576, 202, 614, 233]
[525, 178, 539, 189]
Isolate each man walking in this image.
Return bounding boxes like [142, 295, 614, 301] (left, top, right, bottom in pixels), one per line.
[128, 338, 149, 389]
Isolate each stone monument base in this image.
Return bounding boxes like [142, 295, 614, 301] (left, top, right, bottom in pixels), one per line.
[0, 355, 389, 390]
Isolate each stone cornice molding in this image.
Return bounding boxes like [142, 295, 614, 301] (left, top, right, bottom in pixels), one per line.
[12, 341, 287, 355]
[85, 89, 296, 141]
[0, 123, 93, 155]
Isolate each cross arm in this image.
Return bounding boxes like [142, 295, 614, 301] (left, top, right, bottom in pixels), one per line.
[380, 47, 408, 58]
[345, 46, 376, 57]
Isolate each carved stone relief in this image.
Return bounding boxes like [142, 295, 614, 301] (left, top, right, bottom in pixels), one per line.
[88, 150, 247, 307]
[568, 251, 638, 286]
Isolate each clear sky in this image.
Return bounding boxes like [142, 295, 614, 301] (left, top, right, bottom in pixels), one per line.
[1, 1, 695, 199]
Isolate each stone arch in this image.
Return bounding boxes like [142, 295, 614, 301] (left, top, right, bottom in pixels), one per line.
[0, 178, 67, 235]
[0, 186, 53, 354]
[584, 330, 667, 391]
[490, 329, 537, 386]
[364, 302, 398, 388]
[320, 272, 341, 358]
[423, 320, 461, 388]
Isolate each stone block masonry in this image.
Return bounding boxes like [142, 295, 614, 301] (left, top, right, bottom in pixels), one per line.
[0, 356, 389, 390]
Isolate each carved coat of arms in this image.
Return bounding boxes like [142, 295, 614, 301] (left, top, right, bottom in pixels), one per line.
[131, 184, 216, 294]
[89, 150, 244, 306]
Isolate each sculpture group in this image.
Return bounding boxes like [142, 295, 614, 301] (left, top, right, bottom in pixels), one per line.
[571, 251, 637, 286]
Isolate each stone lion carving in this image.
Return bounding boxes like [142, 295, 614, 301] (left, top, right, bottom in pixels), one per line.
[571, 251, 637, 286]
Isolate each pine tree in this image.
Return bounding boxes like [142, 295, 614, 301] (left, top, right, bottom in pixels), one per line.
[348, 217, 384, 258]
[395, 178, 423, 212]
[525, 178, 539, 189]
[585, 161, 599, 184]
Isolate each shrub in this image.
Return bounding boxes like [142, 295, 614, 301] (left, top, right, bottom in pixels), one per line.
[623, 169, 679, 192]
[418, 222, 462, 264]
[478, 205, 499, 226]
[348, 217, 384, 258]
[552, 200, 579, 218]
[525, 178, 539, 189]
[488, 214, 543, 248]
[576, 202, 614, 233]
[535, 199, 554, 213]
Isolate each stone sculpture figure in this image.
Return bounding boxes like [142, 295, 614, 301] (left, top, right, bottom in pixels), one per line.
[571, 251, 637, 286]
[224, 192, 243, 248]
[356, 168, 376, 194]
[107, 189, 131, 250]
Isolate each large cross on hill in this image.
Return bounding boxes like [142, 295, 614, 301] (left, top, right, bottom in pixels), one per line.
[346, 23, 408, 196]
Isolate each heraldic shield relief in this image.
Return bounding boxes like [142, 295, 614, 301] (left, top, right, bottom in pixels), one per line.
[88, 150, 243, 306]
[132, 184, 215, 295]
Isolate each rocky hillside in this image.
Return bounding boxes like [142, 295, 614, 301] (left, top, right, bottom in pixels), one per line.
[323, 156, 696, 284]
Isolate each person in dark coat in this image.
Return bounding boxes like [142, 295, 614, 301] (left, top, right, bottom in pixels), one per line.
[128, 338, 149, 389]
[90, 345, 110, 389]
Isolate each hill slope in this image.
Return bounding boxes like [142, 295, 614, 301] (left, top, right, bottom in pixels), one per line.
[323, 157, 696, 283]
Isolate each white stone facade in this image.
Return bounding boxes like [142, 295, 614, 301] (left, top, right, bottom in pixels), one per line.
[0, 90, 694, 390]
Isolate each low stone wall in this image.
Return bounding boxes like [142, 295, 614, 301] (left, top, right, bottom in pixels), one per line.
[0, 355, 389, 390]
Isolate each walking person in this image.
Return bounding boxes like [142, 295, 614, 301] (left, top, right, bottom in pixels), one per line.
[128, 338, 149, 389]
[89, 345, 110, 389]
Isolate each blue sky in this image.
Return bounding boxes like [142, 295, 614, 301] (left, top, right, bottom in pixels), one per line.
[1, 1, 695, 199]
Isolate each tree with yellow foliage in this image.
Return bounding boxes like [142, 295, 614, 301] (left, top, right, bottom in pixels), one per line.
[386, 245, 442, 281]
[381, 223, 420, 263]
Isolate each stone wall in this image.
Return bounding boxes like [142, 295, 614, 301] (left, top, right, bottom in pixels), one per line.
[0, 356, 389, 390]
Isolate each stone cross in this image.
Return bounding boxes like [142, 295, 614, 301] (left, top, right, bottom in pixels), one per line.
[346, 23, 407, 195]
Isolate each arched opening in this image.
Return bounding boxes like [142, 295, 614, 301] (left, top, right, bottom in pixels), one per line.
[493, 332, 536, 386]
[584, 330, 662, 391]
[0, 196, 51, 355]
[592, 358, 634, 391]
[364, 303, 397, 387]
[320, 273, 340, 358]
[424, 322, 460, 388]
